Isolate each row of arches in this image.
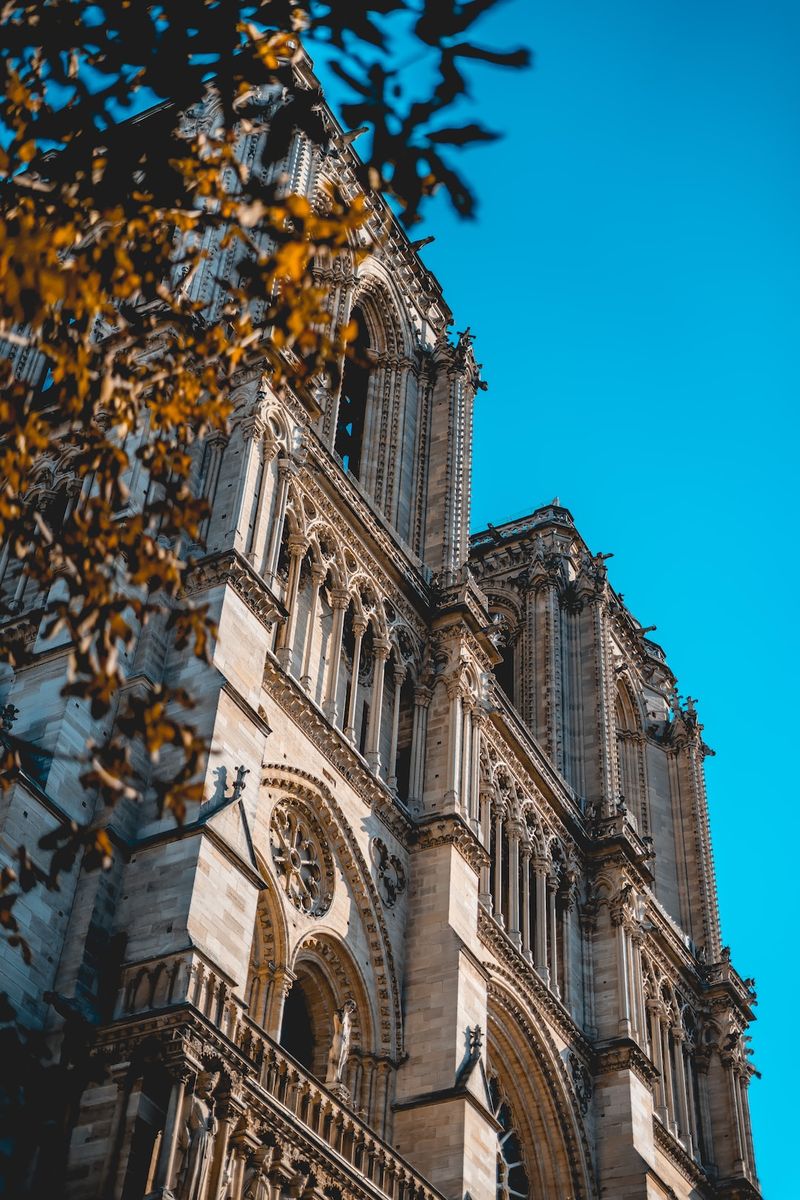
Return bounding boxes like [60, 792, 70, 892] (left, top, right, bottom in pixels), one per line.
[269, 493, 425, 794]
[478, 750, 584, 1018]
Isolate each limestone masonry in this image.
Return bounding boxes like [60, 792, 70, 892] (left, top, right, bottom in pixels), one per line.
[0, 61, 760, 1200]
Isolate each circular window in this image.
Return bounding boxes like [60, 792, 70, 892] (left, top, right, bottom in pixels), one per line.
[269, 801, 333, 916]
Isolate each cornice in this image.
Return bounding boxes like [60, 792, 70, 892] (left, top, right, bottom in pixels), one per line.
[593, 1037, 659, 1088]
[185, 549, 286, 629]
[409, 813, 488, 875]
[652, 1117, 716, 1194]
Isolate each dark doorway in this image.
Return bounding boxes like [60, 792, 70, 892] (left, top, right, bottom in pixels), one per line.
[280, 981, 314, 1070]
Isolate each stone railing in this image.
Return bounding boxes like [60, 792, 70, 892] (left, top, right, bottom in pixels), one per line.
[114, 949, 444, 1200]
[116, 948, 242, 1042]
[237, 1017, 442, 1200]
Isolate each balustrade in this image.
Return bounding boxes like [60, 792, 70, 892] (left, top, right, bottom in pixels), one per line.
[116, 953, 443, 1200]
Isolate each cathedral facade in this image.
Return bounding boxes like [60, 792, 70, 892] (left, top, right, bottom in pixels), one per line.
[0, 60, 760, 1200]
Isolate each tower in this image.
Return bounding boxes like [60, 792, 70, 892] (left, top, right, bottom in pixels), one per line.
[0, 58, 760, 1200]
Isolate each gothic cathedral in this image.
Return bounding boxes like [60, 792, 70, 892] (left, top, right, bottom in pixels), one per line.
[0, 56, 760, 1200]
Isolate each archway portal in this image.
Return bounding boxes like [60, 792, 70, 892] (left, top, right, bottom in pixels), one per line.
[278, 963, 335, 1081]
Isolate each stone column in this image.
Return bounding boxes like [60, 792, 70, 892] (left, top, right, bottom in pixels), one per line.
[479, 789, 493, 909]
[275, 535, 307, 672]
[561, 886, 576, 1010]
[648, 1002, 668, 1122]
[460, 702, 473, 820]
[612, 909, 631, 1037]
[740, 1072, 756, 1176]
[199, 432, 227, 545]
[469, 710, 482, 829]
[579, 905, 596, 1036]
[629, 929, 645, 1044]
[344, 616, 367, 742]
[231, 415, 265, 551]
[661, 1019, 677, 1134]
[672, 1027, 693, 1156]
[492, 803, 506, 926]
[507, 819, 522, 948]
[300, 564, 325, 692]
[408, 685, 431, 806]
[263, 456, 293, 581]
[152, 1069, 191, 1193]
[387, 662, 407, 790]
[534, 857, 549, 984]
[548, 872, 560, 997]
[323, 590, 349, 724]
[366, 637, 391, 772]
[694, 1047, 713, 1166]
[444, 676, 463, 812]
[521, 844, 532, 961]
[684, 1044, 701, 1160]
[248, 440, 278, 567]
[267, 966, 296, 1041]
[10, 559, 28, 610]
[207, 1090, 239, 1200]
[723, 1056, 746, 1174]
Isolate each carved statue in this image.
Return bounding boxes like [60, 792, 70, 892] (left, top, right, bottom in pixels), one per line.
[242, 1144, 273, 1200]
[175, 1071, 218, 1200]
[326, 998, 356, 1086]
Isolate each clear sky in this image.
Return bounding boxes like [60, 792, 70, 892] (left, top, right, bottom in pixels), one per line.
[398, 1, 796, 1194]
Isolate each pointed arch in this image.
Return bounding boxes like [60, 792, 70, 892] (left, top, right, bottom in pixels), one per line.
[487, 980, 597, 1200]
[614, 674, 649, 835]
[245, 850, 291, 1036]
[260, 765, 403, 1062]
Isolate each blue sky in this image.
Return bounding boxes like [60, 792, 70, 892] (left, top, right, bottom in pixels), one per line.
[392, 1, 796, 1194]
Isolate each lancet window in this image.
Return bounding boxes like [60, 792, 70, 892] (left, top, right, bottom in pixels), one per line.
[614, 677, 648, 835]
[334, 308, 370, 479]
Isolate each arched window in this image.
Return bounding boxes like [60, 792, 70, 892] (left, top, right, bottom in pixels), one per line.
[334, 309, 370, 479]
[280, 978, 316, 1071]
[489, 610, 516, 706]
[489, 1074, 530, 1200]
[615, 678, 647, 833]
[279, 964, 335, 1080]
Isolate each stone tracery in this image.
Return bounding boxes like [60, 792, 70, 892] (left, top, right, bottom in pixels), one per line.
[269, 801, 333, 917]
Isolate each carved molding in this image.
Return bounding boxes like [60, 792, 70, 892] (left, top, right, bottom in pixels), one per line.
[186, 549, 285, 628]
[409, 814, 488, 875]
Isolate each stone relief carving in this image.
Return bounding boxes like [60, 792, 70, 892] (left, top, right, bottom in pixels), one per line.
[326, 997, 356, 1090]
[175, 1070, 218, 1200]
[370, 838, 407, 908]
[269, 801, 333, 916]
[568, 1052, 593, 1116]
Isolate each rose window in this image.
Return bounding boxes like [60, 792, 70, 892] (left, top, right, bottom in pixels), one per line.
[269, 802, 333, 916]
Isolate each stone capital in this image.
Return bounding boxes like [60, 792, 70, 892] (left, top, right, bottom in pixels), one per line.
[286, 534, 309, 558]
[373, 637, 392, 661]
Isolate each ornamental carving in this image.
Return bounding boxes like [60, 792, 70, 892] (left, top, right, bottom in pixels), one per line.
[269, 801, 333, 916]
[370, 838, 406, 908]
[569, 1052, 593, 1116]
